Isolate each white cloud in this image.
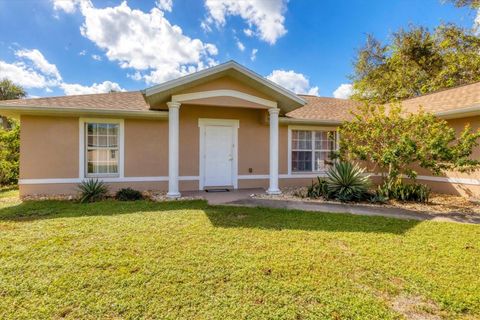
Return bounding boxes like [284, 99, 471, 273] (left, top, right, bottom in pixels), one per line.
[79, 49, 87, 55]
[203, 0, 288, 44]
[156, 0, 173, 12]
[333, 83, 353, 99]
[1, 46, 124, 96]
[53, 1, 218, 84]
[15, 49, 62, 81]
[60, 80, 125, 95]
[91, 54, 102, 61]
[244, 28, 254, 37]
[266, 70, 319, 95]
[52, 0, 81, 13]
[236, 40, 245, 51]
[0, 60, 50, 89]
[250, 48, 258, 61]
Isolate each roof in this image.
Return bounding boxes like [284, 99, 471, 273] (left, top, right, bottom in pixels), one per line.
[0, 91, 149, 111]
[143, 60, 306, 113]
[0, 62, 479, 122]
[286, 96, 361, 123]
[400, 82, 480, 118]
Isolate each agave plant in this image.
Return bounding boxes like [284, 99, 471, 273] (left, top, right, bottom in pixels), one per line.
[326, 162, 371, 202]
[78, 178, 109, 203]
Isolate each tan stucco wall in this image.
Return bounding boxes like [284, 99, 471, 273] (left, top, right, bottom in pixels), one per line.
[179, 104, 270, 176]
[183, 76, 275, 101]
[16, 89, 480, 198]
[124, 119, 168, 177]
[20, 115, 79, 179]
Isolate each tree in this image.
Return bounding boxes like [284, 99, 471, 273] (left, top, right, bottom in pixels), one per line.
[444, 0, 480, 8]
[339, 103, 480, 190]
[0, 78, 26, 130]
[351, 24, 480, 104]
[0, 121, 19, 185]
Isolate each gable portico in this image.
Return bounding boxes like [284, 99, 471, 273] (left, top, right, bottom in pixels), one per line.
[144, 61, 305, 198]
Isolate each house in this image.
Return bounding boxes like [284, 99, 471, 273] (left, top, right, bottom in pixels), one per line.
[0, 61, 479, 198]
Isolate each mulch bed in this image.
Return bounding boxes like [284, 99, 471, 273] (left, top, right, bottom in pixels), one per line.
[254, 187, 480, 216]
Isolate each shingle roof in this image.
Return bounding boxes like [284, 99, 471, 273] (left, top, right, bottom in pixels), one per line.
[400, 82, 480, 114]
[1, 80, 479, 121]
[286, 95, 361, 121]
[0, 91, 149, 111]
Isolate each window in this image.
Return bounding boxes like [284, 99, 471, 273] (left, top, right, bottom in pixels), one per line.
[291, 129, 337, 172]
[85, 122, 120, 176]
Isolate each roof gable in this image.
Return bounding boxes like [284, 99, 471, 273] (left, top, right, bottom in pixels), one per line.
[144, 61, 306, 113]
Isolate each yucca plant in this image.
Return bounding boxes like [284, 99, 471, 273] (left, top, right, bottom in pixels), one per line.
[78, 178, 109, 203]
[307, 177, 329, 199]
[326, 162, 371, 202]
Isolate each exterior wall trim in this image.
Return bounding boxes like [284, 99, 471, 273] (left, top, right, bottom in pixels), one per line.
[79, 118, 125, 180]
[287, 125, 339, 175]
[172, 89, 277, 109]
[17, 175, 480, 186]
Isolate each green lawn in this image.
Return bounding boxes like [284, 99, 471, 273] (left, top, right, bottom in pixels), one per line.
[0, 190, 479, 319]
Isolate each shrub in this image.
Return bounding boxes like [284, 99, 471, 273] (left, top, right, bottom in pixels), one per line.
[115, 188, 143, 201]
[307, 177, 329, 199]
[326, 162, 371, 202]
[377, 181, 430, 203]
[78, 179, 108, 203]
[0, 123, 19, 185]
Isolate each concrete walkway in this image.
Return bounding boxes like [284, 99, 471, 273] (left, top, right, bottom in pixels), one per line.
[183, 188, 480, 224]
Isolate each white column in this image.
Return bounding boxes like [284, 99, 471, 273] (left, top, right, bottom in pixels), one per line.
[167, 101, 181, 198]
[267, 107, 281, 195]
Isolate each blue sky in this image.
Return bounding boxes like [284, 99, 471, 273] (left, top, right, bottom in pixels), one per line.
[0, 0, 477, 99]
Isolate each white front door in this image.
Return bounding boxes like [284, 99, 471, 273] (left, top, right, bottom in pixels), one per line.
[203, 125, 235, 187]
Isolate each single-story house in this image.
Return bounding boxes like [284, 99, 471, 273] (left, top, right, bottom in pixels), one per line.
[0, 61, 479, 198]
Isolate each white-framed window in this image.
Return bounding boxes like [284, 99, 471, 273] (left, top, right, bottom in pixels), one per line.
[290, 129, 337, 172]
[79, 118, 124, 179]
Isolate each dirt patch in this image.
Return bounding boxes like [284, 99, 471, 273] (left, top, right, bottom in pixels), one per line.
[391, 294, 445, 320]
[254, 187, 480, 217]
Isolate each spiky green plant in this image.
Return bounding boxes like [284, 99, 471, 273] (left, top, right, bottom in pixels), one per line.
[326, 162, 371, 202]
[78, 179, 109, 203]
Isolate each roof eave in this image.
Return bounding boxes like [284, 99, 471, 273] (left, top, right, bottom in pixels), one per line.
[0, 105, 169, 119]
[279, 117, 342, 126]
[434, 104, 480, 119]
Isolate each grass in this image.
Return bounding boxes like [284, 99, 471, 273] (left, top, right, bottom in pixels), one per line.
[0, 189, 479, 319]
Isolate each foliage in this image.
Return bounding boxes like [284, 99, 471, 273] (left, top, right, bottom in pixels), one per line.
[78, 179, 109, 203]
[377, 181, 431, 203]
[351, 24, 480, 103]
[444, 0, 480, 8]
[0, 121, 19, 185]
[0, 78, 27, 130]
[326, 162, 371, 202]
[339, 103, 480, 188]
[115, 187, 144, 201]
[306, 177, 329, 199]
[0, 78, 26, 101]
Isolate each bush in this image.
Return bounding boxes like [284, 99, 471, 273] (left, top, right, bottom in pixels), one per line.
[307, 177, 329, 199]
[377, 181, 430, 203]
[326, 162, 371, 202]
[115, 188, 143, 201]
[78, 179, 109, 203]
[0, 123, 19, 185]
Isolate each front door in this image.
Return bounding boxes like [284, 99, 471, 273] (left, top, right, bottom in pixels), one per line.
[203, 125, 234, 188]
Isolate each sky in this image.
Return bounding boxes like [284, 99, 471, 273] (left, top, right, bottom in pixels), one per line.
[0, 0, 478, 99]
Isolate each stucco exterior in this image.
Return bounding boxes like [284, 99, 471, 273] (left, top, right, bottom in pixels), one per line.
[8, 62, 480, 198]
